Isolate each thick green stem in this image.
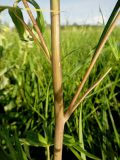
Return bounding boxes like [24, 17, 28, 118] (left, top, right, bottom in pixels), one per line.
[50, 0, 65, 160]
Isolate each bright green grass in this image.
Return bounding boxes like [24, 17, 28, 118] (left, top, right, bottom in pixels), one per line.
[0, 25, 120, 160]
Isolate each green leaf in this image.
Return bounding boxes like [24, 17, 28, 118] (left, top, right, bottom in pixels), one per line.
[68, 147, 83, 160]
[36, 10, 45, 33]
[15, 133, 28, 160]
[63, 134, 76, 146]
[73, 144, 101, 160]
[0, 128, 28, 160]
[79, 104, 86, 160]
[0, 45, 4, 58]
[109, 38, 120, 61]
[38, 133, 47, 146]
[27, 0, 45, 33]
[0, 6, 11, 12]
[0, 6, 7, 12]
[17, 0, 45, 33]
[16, 0, 45, 34]
[0, 128, 16, 160]
[23, 145, 32, 160]
[108, 107, 120, 148]
[64, 134, 101, 160]
[0, 146, 12, 160]
[22, 131, 47, 147]
[28, 0, 45, 33]
[94, 0, 120, 58]
[8, 7, 25, 40]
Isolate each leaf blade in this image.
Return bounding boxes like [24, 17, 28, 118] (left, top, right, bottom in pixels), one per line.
[8, 7, 25, 40]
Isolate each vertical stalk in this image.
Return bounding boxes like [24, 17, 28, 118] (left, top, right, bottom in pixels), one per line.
[79, 104, 86, 160]
[46, 146, 50, 160]
[50, 0, 65, 160]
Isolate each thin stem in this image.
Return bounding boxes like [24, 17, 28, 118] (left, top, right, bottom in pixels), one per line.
[65, 68, 112, 121]
[22, 0, 51, 61]
[79, 104, 86, 160]
[65, 11, 120, 121]
[51, 1, 64, 115]
[51, 0, 65, 160]
[12, 11, 52, 63]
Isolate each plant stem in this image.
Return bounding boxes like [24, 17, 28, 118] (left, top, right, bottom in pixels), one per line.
[65, 11, 120, 121]
[79, 104, 86, 160]
[47, 146, 50, 160]
[51, 0, 65, 160]
[12, 12, 50, 60]
[65, 68, 112, 121]
[22, 0, 51, 61]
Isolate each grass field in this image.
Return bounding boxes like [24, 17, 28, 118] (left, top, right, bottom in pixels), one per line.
[0, 25, 120, 160]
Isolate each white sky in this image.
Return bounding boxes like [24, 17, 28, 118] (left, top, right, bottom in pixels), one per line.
[0, 0, 118, 25]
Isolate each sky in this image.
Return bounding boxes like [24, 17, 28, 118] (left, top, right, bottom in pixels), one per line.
[0, 0, 118, 26]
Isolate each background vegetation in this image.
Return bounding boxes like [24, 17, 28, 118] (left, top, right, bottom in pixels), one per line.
[0, 24, 120, 160]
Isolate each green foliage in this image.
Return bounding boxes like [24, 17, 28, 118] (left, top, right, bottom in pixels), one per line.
[0, 127, 28, 160]
[0, 1, 119, 159]
[0, 6, 8, 12]
[17, 0, 45, 33]
[9, 7, 25, 40]
[0, 0, 45, 41]
[0, 6, 26, 40]
[96, 0, 120, 50]
[21, 130, 53, 147]
[27, 0, 45, 33]
[0, 26, 120, 159]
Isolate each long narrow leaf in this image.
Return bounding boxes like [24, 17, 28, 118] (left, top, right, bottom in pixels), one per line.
[8, 7, 25, 40]
[79, 104, 86, 160]
[0, 6, 17, 12]
[15, 133, 28, 160]
[108, 107, 120, 148]
[95, 0, 120, 53]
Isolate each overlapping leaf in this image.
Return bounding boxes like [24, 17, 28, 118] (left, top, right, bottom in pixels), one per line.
[27, 0, 45, 33]
[8, 7, 25, 40]
[17, 0, 45, 33]
[0, 6, 26, 40]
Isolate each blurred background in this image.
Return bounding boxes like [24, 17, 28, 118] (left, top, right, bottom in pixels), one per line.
[0, 0, 118, 26]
